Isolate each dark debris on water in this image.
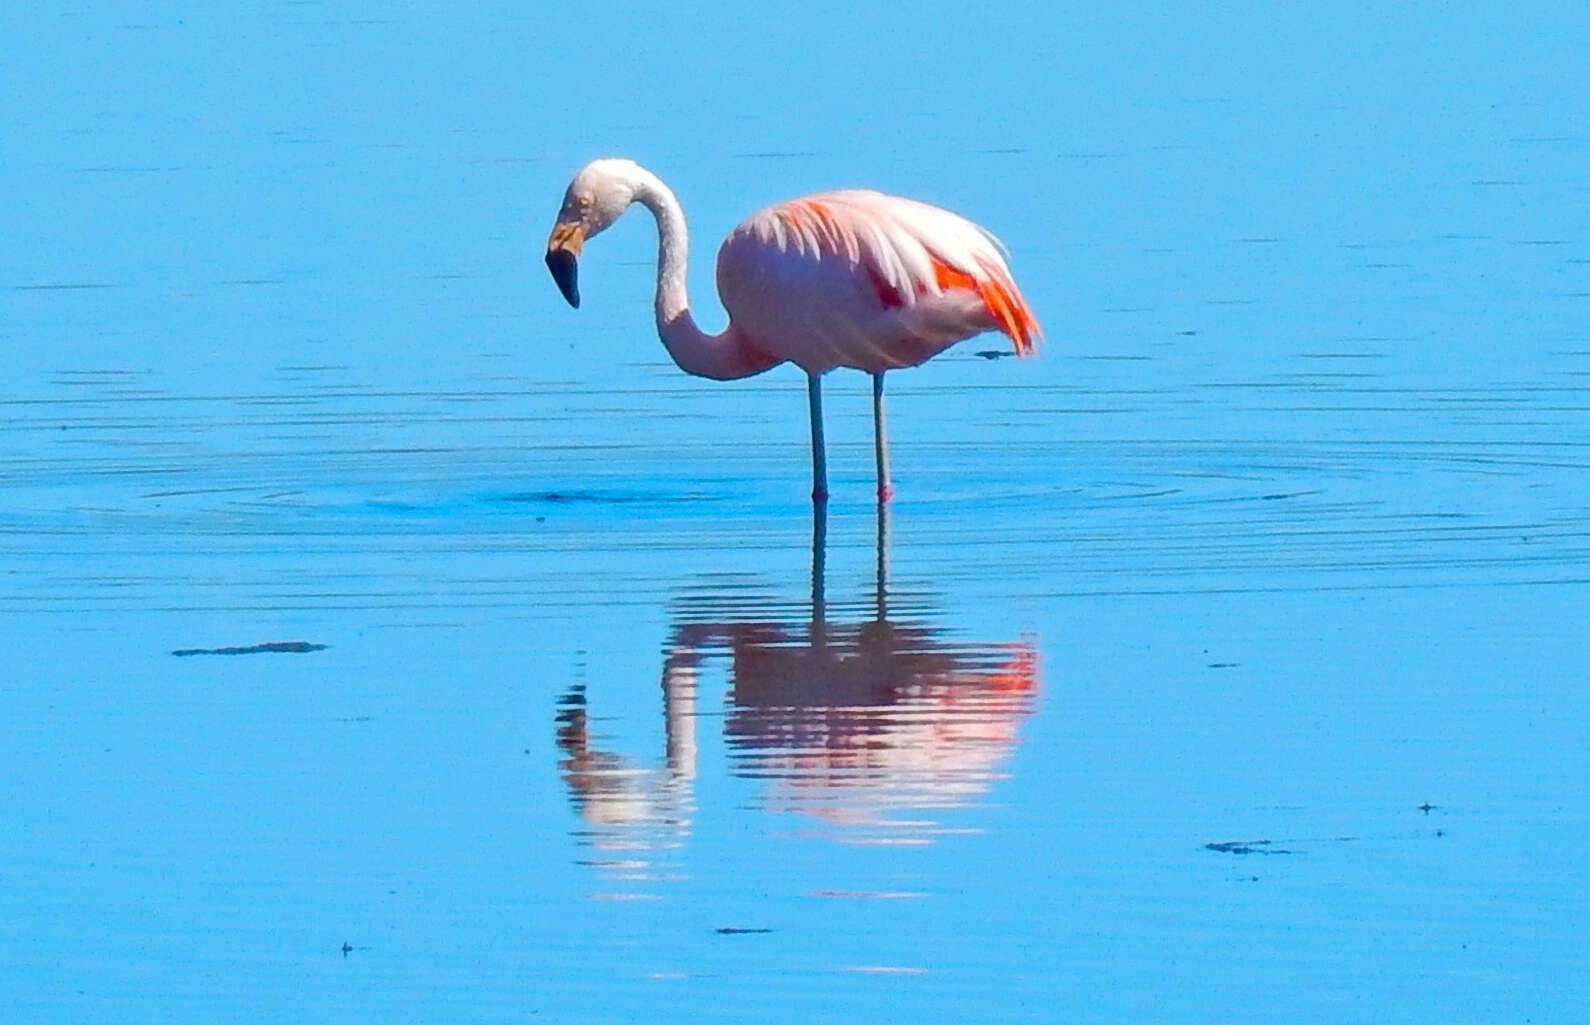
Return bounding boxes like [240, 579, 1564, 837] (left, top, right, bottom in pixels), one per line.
[172, 641, 328, 657]
[1206, 840, 1291, 855]
[496, 490, 723, 506]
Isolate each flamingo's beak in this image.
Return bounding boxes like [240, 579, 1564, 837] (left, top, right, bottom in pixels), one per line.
[545, 221, 585, 308]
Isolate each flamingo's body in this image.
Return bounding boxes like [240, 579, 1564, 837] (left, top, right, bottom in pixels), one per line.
[545, 159, 1039, 499]
[717, 190, 1039, 376]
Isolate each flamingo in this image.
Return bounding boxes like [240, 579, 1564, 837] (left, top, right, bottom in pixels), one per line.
[544, 158, 1040, 501]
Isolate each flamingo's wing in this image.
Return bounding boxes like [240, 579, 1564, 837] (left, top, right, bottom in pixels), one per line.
[716, 190, 1040, 375]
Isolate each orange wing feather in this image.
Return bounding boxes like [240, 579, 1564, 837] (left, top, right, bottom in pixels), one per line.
[930, 253, 1038, 357]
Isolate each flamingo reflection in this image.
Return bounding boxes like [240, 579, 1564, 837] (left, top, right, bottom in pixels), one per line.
[557, 502, 1038, 881]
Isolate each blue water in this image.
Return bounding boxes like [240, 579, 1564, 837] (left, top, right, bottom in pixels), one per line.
[4, 2, 1589, 1022]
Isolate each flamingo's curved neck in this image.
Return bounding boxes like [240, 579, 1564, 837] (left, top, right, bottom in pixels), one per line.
[631, 170, 691, 326]
[630, 169, 776, 382]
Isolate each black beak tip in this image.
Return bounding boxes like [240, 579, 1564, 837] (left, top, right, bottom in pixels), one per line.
[545, 249, 580, 308]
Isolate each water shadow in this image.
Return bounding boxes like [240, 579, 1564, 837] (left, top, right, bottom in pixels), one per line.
[557, 502, 1040, 886]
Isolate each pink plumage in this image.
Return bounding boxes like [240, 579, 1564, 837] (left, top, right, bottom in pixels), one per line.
[718, 191, 1040, 375]
[545, 158, 1041, 500]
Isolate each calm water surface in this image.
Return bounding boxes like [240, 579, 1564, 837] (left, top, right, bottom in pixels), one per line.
[3, 2, 1588, 1022]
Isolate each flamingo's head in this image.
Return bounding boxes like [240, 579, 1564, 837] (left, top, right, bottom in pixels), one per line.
[545, 158, 642, 308]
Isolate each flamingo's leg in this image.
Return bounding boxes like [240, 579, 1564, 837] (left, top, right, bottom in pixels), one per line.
[808, 373, 828, 503]
[872, 371, 892, 502]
